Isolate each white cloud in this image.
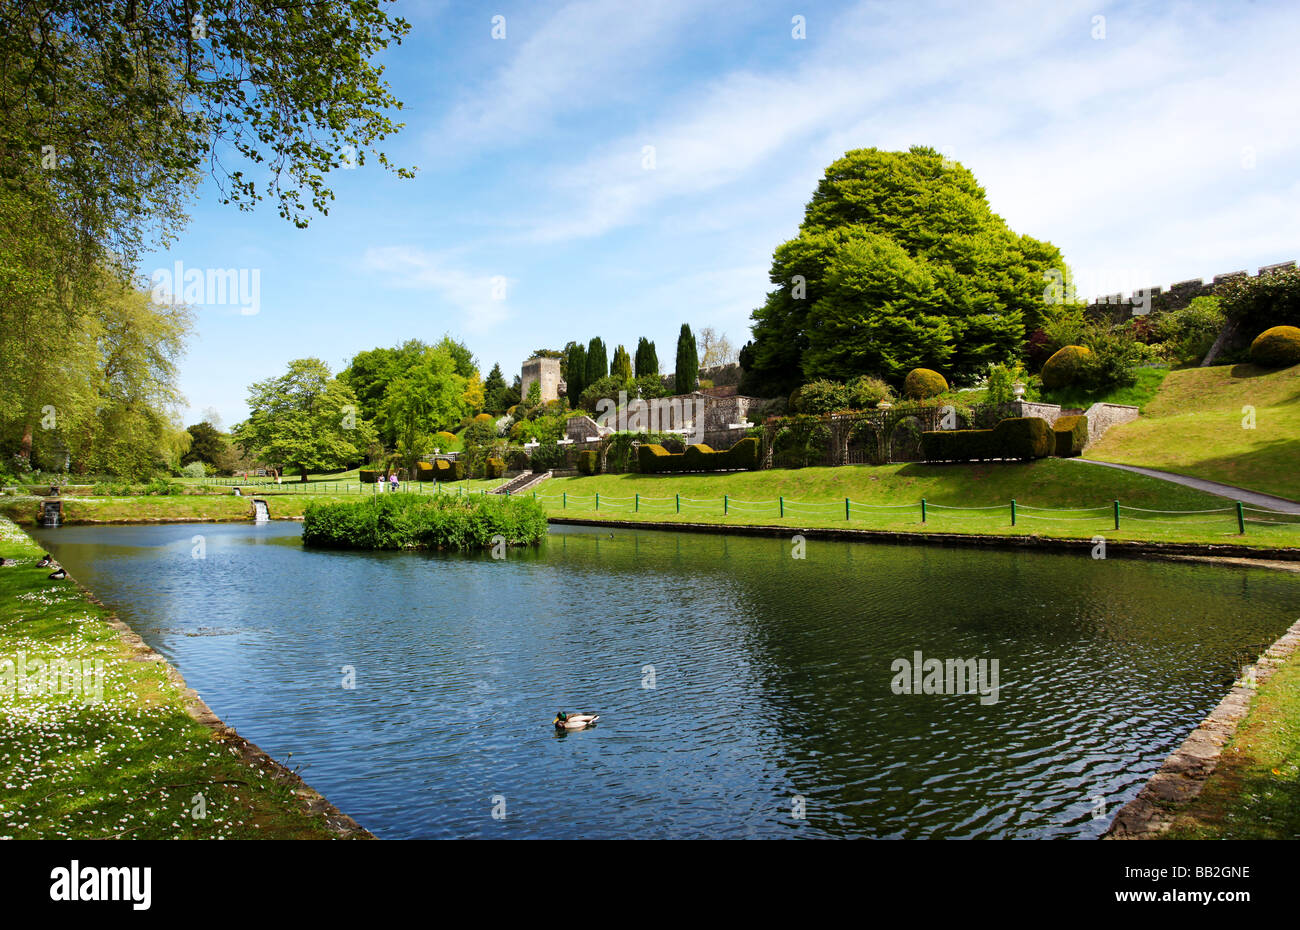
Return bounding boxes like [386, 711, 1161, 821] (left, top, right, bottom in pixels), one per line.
[361, 245, 512, 332]
[429, 0, 704, 155]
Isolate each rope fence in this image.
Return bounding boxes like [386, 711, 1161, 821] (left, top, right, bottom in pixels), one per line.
[525, 489, 1297, 535]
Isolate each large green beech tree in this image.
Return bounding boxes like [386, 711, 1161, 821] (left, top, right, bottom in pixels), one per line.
[741, 146, 1065, 396]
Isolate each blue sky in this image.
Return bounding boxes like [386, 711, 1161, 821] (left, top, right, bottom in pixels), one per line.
[143, 0, 1300, 428]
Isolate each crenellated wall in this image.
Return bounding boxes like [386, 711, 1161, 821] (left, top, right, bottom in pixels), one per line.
[1084, 260, 1296, 323]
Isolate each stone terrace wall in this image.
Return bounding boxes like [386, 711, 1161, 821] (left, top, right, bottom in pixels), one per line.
[1082, 402, 1139, 443]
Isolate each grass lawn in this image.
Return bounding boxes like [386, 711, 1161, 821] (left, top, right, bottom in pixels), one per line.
[0, 517, 348, 839]
[8, 459, 1299, 547]
[1162, 638, 1300, 839]
[1037, 364, 1170, 412]
[1086, 362, 1300, 501]
[531, 458, 1300, 548]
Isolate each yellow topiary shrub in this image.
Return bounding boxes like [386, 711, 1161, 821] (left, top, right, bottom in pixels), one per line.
[1249, 325, 1300, 368]
[1040, 345, 1092, 390]
[903, 368, 948, 399]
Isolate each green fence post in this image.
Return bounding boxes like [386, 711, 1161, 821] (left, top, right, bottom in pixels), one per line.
[1010, 499, 1016, 526]
[563, 492, 567, 509]
[921, 498, 927, 523]
[635, 493, 639, 513]
[1113, 499, 1120, 531]
[676, 493, 680, 514]
[1236, 500, 1245, 534]
[779, 496, 784, 518]
[596, 493, 600, 511]
[724, 494, 728, 516]
[845, 497, 850, 521]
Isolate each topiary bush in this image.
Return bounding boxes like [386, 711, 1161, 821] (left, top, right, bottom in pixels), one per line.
[576, 450, 598, 475]
[922, 417, 1052, 462]
[359, 468, 379, 485]
[1052, 414, 1089, 457]
[729, 436, 761, 470]
[636, 438, 757, 473]
[903, 368, 948, 399]
[1249, 325, 1300, 368]
[415, 461, 435, 481]
[1040, 345, 1091, 389]
[485, 457, 506, 479]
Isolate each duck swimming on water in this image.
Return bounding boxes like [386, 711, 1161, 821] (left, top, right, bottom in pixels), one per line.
[553, 711, 599, 730]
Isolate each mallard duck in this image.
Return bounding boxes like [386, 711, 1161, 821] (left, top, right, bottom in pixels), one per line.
[553, 711, 599, 730]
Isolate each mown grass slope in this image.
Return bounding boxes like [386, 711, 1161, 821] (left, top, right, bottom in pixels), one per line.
[1086, 362, 1300, 501]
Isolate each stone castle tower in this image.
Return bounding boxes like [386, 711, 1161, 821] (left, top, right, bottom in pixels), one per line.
[520, 356, 562, 403]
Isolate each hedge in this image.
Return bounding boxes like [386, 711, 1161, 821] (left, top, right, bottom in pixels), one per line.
[359, 469, 379, 484]
[415, 461, 435, 481]
[486, 457, 506, 479]
[637, 436, 761, 473]
[903, 368, 948, 399]
[1040, 345, 1091, 389]
[921, 417, 1053, 462]
[302, 493, 547, 550]
[1249, 325, 1300, 368]
[577, 450, 598, 475]
[1052, 414, 1089, 458]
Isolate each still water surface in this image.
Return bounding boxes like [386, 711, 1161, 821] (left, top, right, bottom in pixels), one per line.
[32, 521, 1300, 839]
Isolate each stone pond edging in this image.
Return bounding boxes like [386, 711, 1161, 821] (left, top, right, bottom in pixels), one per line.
[103, 611, 374, 839]
[1103, 611, 1300, 839]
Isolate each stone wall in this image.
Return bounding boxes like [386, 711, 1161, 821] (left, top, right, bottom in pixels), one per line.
[1081, 402, 1139, 443]
[1084, 260, 1296, 323]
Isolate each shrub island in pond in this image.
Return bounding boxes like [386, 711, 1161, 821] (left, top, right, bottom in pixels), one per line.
[301, 493, 548, 551]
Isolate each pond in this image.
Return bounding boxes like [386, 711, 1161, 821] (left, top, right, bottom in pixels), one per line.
[31, 521, 1300, 839]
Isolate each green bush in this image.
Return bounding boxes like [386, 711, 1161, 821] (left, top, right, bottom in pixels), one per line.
[302, 493, 548, 550]
[359, 468, 379, 485]
[1155, 296, 1225, 366]
[1249, 325, 1300, 368]
[1052, 414, 1089, 457]
[181, 461, 207, 479]
[1040, 345, 1091, 389]
[415, 461, 435, 481]
[847, 375, 892, 409]
[922, 417, 1052, 462]
[505, 449, 530, 471]
[576, 450, 598, 475]
[793, 380, 850, 414]
[903, 368, 948, 399]
[433, 431, 460, 452]
[485, 457, 506, 479]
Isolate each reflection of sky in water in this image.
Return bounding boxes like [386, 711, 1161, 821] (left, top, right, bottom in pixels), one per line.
[33, 521, 1300, 839]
